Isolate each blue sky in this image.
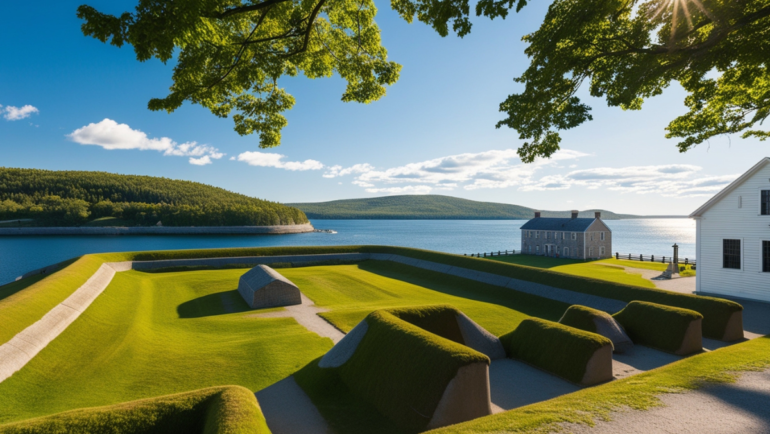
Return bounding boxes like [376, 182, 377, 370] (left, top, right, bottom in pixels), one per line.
[0, 1, 766, 215]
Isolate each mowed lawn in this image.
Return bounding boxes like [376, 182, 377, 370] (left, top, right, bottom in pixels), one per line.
[491, 255, 658, 288]
[0, 269, 332, 424]
[281, 261, 570, 336]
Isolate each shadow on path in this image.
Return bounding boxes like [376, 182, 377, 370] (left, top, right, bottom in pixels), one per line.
[489, 359, 580, 411]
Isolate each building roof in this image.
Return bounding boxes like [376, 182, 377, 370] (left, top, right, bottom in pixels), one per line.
[520, 218, 597, 231]
[689, 157, 770, 218]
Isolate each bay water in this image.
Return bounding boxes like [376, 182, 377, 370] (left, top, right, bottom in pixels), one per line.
[0, 218, 695, 285]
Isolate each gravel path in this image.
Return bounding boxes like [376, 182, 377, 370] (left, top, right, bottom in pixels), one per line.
[248, 293, 344, 343]
[561, 370, 770, 434]
[614, 265, 696, 294]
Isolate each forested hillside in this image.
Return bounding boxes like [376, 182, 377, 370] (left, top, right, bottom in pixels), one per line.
[0, 168, 308, 227]
[289, 195, 640, 219]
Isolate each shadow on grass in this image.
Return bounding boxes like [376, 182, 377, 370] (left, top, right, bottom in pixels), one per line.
[356, 261, 570, 326]
[176, 289, 250, 318]
[292, 357, 409, 434]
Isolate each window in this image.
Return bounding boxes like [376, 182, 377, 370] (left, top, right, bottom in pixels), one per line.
[590, 233, 595, 241]
[536, 231, 539, 238]
[562, 232, 565, 240]
[723, 239, 741, 269]
[600, 246, 605, 256]
[588, 247, 593, 257]
[536, 245, 540, 253]
[564, 247, 569, 256]
[762, 190, 770, 215]
[600, 232, 605, 241]
[571, 232, 577, 240]
[528, 245, 531, 253]
[763, 241, 770, 272]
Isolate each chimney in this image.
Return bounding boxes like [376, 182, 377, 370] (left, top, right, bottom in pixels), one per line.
[534, 211, 541, 218]
[571, 210, 578, 219]
[595, 211, 601, 219]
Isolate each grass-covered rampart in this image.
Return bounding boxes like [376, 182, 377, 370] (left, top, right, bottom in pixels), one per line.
[614, 301, 703, 354]
[0, 386, 269, 434]
[339, 309, 489, 432]
[500, 318, 612, 384]
[558, 305, 603, 333]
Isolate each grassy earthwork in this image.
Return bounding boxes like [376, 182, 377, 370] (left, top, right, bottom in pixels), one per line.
[0, 245, 758, 434]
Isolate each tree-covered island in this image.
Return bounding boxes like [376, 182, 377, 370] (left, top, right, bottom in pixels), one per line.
[0, 168, 308, 227]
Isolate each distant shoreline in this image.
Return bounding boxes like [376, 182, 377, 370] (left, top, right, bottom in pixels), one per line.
[0, 224, 315, 236]
[302, 216, 689, 220]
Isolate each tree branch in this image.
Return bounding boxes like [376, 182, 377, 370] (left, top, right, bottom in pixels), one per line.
[215, 0, 290, 18]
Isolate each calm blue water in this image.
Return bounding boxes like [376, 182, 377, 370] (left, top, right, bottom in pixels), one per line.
[0, 219, 695, 285]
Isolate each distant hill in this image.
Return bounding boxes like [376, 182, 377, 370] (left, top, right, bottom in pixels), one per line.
[288, 195, 670, 220]
[0, 168, 308, 227]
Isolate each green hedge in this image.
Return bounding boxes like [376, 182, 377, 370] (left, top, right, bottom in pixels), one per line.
[500, 318, 611, 383]
[0, 386, 270, 434]
[613, 301, 703, 353]
[558, 305, 602, 333]
[338, 309, 489, 433]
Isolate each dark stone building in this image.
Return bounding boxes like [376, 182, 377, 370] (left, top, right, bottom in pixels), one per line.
[520, 211, 612, 260]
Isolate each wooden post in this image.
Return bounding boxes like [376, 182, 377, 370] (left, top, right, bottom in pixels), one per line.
[651, 254, 655, 262]
[616, 252, 619, 259]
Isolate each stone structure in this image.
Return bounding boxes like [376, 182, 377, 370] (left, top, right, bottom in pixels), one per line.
[237, 265, 302, 309]
[520, 211, 612, 260]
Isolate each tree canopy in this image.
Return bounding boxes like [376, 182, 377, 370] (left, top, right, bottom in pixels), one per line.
[78, 0, 769, 161]
[77, 0, 401, 148]
[0, 168, 308, 226]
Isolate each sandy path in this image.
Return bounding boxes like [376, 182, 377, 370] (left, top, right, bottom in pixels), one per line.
[248, 294, 344, 343]
[255, 376, 333, 434]
[613, 265, 696, 294]
[561, 370, 770, 433]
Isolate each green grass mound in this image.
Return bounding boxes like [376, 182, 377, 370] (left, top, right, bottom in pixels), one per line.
[500, 318, 613, 385]
[336, 308, 490, 432]
[559, 305, 633, 353]
[0, 386, 269, 434]
[358, 246, 741, 341]
[613, 301, 703, 355]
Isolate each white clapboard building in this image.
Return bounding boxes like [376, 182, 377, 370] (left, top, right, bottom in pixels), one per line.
[690, 157, 770, 302]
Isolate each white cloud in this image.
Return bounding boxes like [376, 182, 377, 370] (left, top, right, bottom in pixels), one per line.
[353, 148, 587, 191]
[189, 156, 213, 166]
[2, 104, 39, 121]
[236, 151, 323, 171]
[323, 163, 375, 178]
[68, 119, 224, 165]
[519, 164, 737, 197]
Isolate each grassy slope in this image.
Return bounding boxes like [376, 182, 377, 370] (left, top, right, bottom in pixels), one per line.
[0, 386, 269, 434]
[430, 335, 770, 434]
[0, 269, 331, 424]
[491, 256, 657, 288]
[0, 256, 101, 346]
[289, 195, 628, 220]
[614, 301, 703, 353]
[280, 261, 569, 336]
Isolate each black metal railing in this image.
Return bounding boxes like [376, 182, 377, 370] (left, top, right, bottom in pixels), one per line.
[464, 250, 519, 258]
[615, 252, 696, 267]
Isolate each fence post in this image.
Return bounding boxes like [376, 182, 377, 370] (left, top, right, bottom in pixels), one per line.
[483, 253, 486, 258]
[640, 254, 643, 261]
[685, 258, 688, 265]
[662, 256, 666, 263]
[628, 253, 631, 260]
[616, 252, 619, 259]
[651, 254, 655, 262]
[464, 253, 466, 256]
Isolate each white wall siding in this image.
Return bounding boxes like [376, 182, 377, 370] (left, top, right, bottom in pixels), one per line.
[697, 163, 770, 302]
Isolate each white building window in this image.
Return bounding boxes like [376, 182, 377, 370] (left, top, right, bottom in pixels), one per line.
[600, 246, 605, 256]
[762, 190, 770, 215]
[763, 241, 770, 272]
[600, 232, 605, 241]
[723, 239, 741, 269]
